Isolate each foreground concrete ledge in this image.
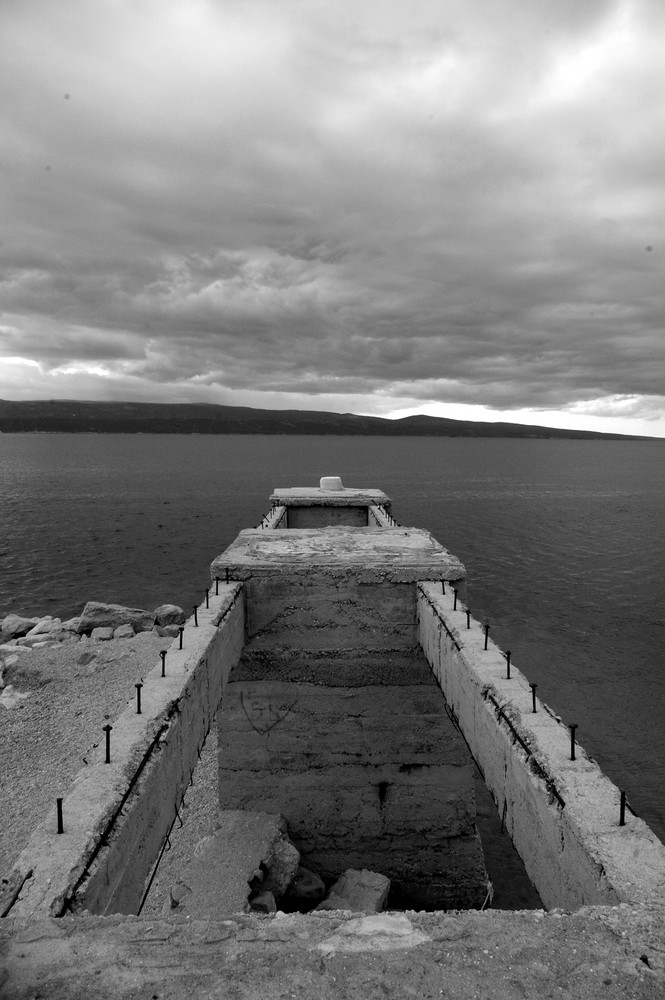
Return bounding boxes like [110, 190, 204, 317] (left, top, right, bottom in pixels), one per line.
[1, 904, 664, 999]
[270, 486, 391, 508]
[211, 527, 466, 581]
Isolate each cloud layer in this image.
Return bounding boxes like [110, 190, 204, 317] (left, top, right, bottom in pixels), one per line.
[2, 0, 665, 433]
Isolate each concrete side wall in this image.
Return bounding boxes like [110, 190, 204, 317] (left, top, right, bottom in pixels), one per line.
[287, 506, 369, 528]
[269, 504, 287, 529]
[244, 574, 417, 650]
[368, 504, 392, 527]
[9, 586, 244, 920]
[417, 582, 665, 910]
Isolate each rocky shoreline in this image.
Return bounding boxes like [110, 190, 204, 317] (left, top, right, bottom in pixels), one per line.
[1, 599, 189, 649]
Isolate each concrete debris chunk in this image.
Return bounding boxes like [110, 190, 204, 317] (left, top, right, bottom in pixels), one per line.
[261, 835, 300, 898]
[315, 869, 391, 914]
[249, 890, 277, 913]
[283, 866, 326, 906]
[163, 810, 298, 918]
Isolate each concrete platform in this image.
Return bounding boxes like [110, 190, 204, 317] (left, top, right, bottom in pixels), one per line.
[2, 905, 664, 999]
[211, 526, 466, 581]
[270, 486, 391, 507]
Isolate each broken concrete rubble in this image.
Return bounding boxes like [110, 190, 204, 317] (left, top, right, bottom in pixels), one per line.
[315, 868, 391, 914]
[282, 866, 326, 907]
[164, 810, 299, 918]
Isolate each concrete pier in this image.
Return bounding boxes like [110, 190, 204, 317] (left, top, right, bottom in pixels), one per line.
[2, 479, 665, 999]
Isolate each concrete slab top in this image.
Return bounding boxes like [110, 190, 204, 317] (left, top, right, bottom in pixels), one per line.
[270, 486, 391, 507]
[211, 527, 466, 578]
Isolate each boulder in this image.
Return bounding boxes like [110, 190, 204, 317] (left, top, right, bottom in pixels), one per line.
[261, 836, 300, 899]
[91, 626, 114, 641]
[61, 617, 81, 633]
[77, 602, 153, 635]
[26, 617, 61, 636]
[315, 869, 391, 914]
[283, 866, 326, 906]
[249, 891, 276, 914]
[153, 624, 181, 638]
[167, 881, 193, 911]
[0, 615, 39, 641]
[16, 634, 58, 648]
[153, 604, 187, 627]
[113, 624, 135, 639]
[32, 630, 76, 644]
[0, 684, 31, 709]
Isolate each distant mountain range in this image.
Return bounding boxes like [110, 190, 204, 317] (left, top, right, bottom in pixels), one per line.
[0, 398, 656, 439]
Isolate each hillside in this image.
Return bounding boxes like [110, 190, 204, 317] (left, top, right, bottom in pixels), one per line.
[0, 399, 654, 439]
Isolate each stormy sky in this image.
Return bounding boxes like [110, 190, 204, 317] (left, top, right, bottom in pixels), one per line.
[1, 0, 664, 436]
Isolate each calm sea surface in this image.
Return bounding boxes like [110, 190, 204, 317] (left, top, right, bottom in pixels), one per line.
[1, 434, 664, 840]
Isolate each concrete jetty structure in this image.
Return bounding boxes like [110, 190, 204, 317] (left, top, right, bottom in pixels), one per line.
[2, 480, 665, 998]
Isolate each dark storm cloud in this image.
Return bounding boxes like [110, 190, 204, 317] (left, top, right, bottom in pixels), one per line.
[1, 0, 665, 432]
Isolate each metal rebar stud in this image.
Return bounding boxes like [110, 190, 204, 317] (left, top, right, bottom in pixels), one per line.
[57, 797, 64, 835]
[193, 606, 198, 627]
[569, 723, 578, 761]
[466, 609, 471, 629]
[205, 588, 209, 609]
[160, 650, 166, 677]
[135, 682, 142, 714]
[620, 790, 627, 826]
[225, 568, 229, 584]
[215, 576, 219, 596]
[506, 650, 511, 679]
[453, 589, 458, 611]
[103, 724, 112, 764]
[178, 626, 183, 650]
[484, 623, 490, 650]
[441, 580, 445, 595]
[530, 683, 538, 713]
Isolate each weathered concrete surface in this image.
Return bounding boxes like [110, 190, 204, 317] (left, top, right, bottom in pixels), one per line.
[418, 582, 665, 911]
[2, 905, 664, 999]
[218, 650, 489, 910]
[212, 526, 465, 582]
